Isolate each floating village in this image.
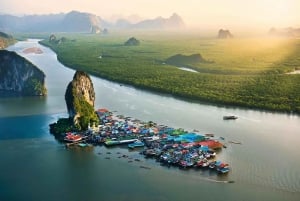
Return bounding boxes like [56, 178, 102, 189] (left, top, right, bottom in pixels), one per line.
[63, 108, 235, 175]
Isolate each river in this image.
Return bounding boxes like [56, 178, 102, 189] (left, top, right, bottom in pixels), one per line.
[0, 39, 299, 201]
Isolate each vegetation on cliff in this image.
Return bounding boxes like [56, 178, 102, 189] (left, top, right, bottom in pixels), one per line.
[0, 50, 47, 96]
[23, 78, 47, 96]
[0, 32, 16, 49]
[40, 33, 300, 114]
[49, 118, 79, 136]
[65, 71, 98, 130]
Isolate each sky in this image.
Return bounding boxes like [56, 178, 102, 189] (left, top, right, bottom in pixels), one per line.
[1, 0, 300, 30]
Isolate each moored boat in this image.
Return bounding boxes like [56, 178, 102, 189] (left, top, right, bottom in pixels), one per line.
[195, 159, 209, 168]
[218, 167, 230, 174]
[223, 115, 238, 120]
[104, 138, 138, 146]
[64, 132, 82, 142]
[128, 140, 145, 149]
[216, 162, 230, 173]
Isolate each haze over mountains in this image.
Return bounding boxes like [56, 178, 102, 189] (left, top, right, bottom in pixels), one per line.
[269, 27, 300, 37]
[0, 10, 185, 33]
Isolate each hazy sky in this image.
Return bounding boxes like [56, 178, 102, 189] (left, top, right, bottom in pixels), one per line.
[1, 0, 299, 29]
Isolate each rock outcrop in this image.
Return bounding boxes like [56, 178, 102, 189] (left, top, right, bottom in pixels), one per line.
[61, 11, 101, 32]
[0, 32, 15, 49]
[65, 71, 98, 130]
[49, 34, 71, 45]
[124, 37, 140, 46]
[166, 53, 210, 66]
[0, 50, 47, 96]
[218, 29, 233, 39]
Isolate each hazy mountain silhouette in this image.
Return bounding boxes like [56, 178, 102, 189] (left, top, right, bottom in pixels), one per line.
[0, 11, 104, 33]
[269, 27, 300, 37]
[0, 11, 185, 32]
[131, 13, 185, 29]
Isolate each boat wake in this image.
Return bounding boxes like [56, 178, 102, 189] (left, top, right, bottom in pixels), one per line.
[237, 115, 261, 123]
[204, 178, 235, 184]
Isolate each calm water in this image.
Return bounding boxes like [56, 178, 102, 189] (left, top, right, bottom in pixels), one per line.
[0, 40, 299, 201]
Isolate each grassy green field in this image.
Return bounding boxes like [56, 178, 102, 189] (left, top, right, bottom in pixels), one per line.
[40, 32, 300, 113]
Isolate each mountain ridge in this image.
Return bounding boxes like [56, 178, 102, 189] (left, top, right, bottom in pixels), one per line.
[0, 11, 185, 32]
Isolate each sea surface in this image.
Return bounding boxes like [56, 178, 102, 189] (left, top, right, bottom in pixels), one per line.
[0, 39, 299, 201]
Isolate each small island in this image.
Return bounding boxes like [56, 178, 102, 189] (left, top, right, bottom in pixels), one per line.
[124, 37, 140, 46]
[49, 70, 231, 175]
[51, 106, 231, 174]
[50, 71, 98, 135]
[166, 53, 211, 66]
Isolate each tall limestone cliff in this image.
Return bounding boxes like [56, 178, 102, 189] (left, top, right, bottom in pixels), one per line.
[0, 50, 47, 96]
[65, 71, 98, 130]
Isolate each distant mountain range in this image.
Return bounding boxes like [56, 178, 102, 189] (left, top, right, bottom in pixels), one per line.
[0, 11, 185, 33]
[269, 27, 300, 37]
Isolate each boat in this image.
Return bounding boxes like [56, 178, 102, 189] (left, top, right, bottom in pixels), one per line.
[195, 159, 209, 168]
[179, 158, 194, 168]
[216, 162, 230, 174]
[228, 140, 242, 144]
[218, 167, 230, 174]
[142, 149, 155, 157]
[223, 115, 238, 120]
[119, 138, 138, 144]
[104, 140, 120, 146]
[128, 140, 145, 149]
[204, 150, 216, 159]
[77, 143, 93, 148]
[104, 138, 138, 146]
[205, 133, 214, 137]
[64, 132, 82, 142]
[209, 160, 221, 169]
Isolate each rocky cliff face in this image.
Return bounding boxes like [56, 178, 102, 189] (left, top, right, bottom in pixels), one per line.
[65, 71, 98, 129]
[0, 50, 46, 96]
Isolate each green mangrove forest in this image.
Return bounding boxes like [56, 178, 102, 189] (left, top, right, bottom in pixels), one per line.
[40, 33, 300, 114]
